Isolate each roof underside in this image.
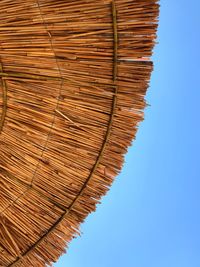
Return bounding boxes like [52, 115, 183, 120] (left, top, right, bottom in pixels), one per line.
[0, 0, 159, 266]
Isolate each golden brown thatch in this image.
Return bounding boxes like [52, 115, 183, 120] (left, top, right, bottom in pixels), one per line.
[0, 0, 159, 266]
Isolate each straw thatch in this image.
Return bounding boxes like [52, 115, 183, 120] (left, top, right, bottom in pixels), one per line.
[0, 0, 159, 266]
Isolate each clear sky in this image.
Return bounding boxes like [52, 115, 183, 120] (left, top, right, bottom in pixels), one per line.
[55, 1, 200, 266]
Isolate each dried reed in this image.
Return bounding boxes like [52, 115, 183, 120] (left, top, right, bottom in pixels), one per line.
[0, 0, 159, 266]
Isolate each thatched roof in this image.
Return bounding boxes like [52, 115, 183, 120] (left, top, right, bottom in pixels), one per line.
[0, 0, 159, 266]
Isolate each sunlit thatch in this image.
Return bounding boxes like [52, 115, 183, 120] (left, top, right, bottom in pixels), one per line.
[0, 0, 159, 266]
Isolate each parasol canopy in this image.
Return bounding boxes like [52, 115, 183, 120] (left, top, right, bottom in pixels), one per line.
[0, 0, 159, 266]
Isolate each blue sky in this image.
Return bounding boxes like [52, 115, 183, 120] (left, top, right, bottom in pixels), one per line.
[55, 1, 200, 266]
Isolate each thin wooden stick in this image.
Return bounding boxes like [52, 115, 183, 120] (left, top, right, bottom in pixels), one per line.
[55, 109, 81, 128]
[0, 63, 7, 133]
[112, 0, 118, 81]
[1, 222, 21, 257]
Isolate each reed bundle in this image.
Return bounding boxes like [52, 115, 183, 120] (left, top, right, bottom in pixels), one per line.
[0, 0, 159, 266]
